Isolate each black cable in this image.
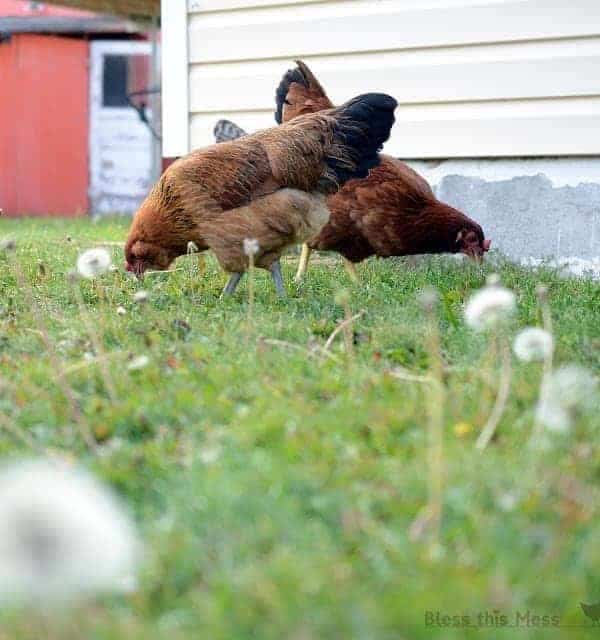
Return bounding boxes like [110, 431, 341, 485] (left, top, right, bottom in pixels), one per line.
[126, 87, 162, 141]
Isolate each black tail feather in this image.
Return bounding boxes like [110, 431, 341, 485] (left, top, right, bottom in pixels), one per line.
[319, 93, 397, 193]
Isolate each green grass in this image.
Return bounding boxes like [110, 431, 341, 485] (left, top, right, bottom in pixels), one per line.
[0, 217, 599, 639]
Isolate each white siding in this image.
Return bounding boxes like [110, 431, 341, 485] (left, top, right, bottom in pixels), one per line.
[172, 0, 600, 158]
[162, 0, 189, 157]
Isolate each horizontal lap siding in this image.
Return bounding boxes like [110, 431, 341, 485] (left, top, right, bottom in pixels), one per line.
[185, 0, 600, 157]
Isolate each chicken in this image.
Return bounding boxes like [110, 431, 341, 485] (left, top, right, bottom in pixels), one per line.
[124, 92, 397, 297]
[581, 602, 600, 622]
[213, 119, 247, 144]
[219, 61, 490, 282]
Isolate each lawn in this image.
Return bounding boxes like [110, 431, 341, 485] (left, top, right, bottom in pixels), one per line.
[0, 217, 599, 639]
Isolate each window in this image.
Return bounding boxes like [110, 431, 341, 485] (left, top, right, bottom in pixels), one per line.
[102, 54, 150, 108]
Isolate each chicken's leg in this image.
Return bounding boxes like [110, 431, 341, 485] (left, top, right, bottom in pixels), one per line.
[294, 244, 312, 283]
[221, 272, 244, 298]
[343, 258, 359, 283]
[269, 260, 286, 298]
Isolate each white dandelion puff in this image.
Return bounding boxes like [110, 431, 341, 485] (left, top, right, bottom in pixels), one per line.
[133, 290, 149, 304]
[76, 248, 112, 279]
[0, 459, 139, 604]
[0, 237, 16, 252]
[199, 446, 221, 465]
[547, 365, 598, 411]
[535, 401, 571, 434]
[418, 287, 438, 311]
[128, 355, 150, 371]
[464, 285, 516, 331]
[497, 492, 518, 512]
[513, 327, 554, 362]
[116, 306, 127, 316]
[536, 365, 598, 433]
[243, 238, 259, 257]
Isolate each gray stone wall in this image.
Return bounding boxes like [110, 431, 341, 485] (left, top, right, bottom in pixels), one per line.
[408, 159, 600, 262]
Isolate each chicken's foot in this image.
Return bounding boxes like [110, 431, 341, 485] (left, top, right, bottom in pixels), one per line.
[222, 272, 244, 298]
[270, 260, 286, 298]
[294, 244, 312, 283]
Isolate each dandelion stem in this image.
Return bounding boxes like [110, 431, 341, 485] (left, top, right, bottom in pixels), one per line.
[423, 300, 445, 544]
[341, 299, 355, 360]
[530, 289, 555, 446]
[248, 253, 255, 324]
[476, 336, 512, 450]
[74, 285, 118, 405]
[261, 338, 341, 364]
[324, 311, 365, 353]
[387, 367, 433, 384]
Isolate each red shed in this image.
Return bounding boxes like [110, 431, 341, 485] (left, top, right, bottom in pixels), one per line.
[0, 0, 152, 217]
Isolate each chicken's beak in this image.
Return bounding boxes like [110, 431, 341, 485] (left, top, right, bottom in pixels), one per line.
[125, 261, 146, 280]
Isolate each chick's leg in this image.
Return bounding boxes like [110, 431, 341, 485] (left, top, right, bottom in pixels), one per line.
[222, 272, 244, 298]
[343, 258, 359, 283]
[269, 260, 286, 298]
[294, 244, 312, 283]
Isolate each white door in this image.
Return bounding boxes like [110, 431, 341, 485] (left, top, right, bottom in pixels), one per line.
[89, 41, 153, 215]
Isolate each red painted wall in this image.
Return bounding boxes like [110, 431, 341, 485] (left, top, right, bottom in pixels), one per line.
[0, 0, 92, 18]
[0, 34, 89, 216]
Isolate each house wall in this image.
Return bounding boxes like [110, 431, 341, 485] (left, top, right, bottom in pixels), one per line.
[0, 34, 89, 216]
[161, 0, 600, 262]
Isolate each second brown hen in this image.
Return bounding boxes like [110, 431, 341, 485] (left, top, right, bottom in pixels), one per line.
[218, 61, 490, 282]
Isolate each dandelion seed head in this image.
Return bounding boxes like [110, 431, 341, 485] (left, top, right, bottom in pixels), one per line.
[497, 492, 518, 512]
[536, 400, 571, 434]
[0, 237, 16, 252]
[243, 238, 259, 257]
[133, 290, 149, 304]
[513, 327, 554, 362]
[199, 446, 221, 465]
[128, 355, 150, 371]
[548, 365, 598, 410]
[116, 306, 127, 316]
[0, 459, 139, 604]
[464, 285, 516, 331]
[76, 248, 112, 279]
[418, 287, 438, 312]
[536, 365, 598, 433]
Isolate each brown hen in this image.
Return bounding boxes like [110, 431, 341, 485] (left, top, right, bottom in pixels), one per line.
[218, 61, 490, 282]
[124, 92, 397, 296]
